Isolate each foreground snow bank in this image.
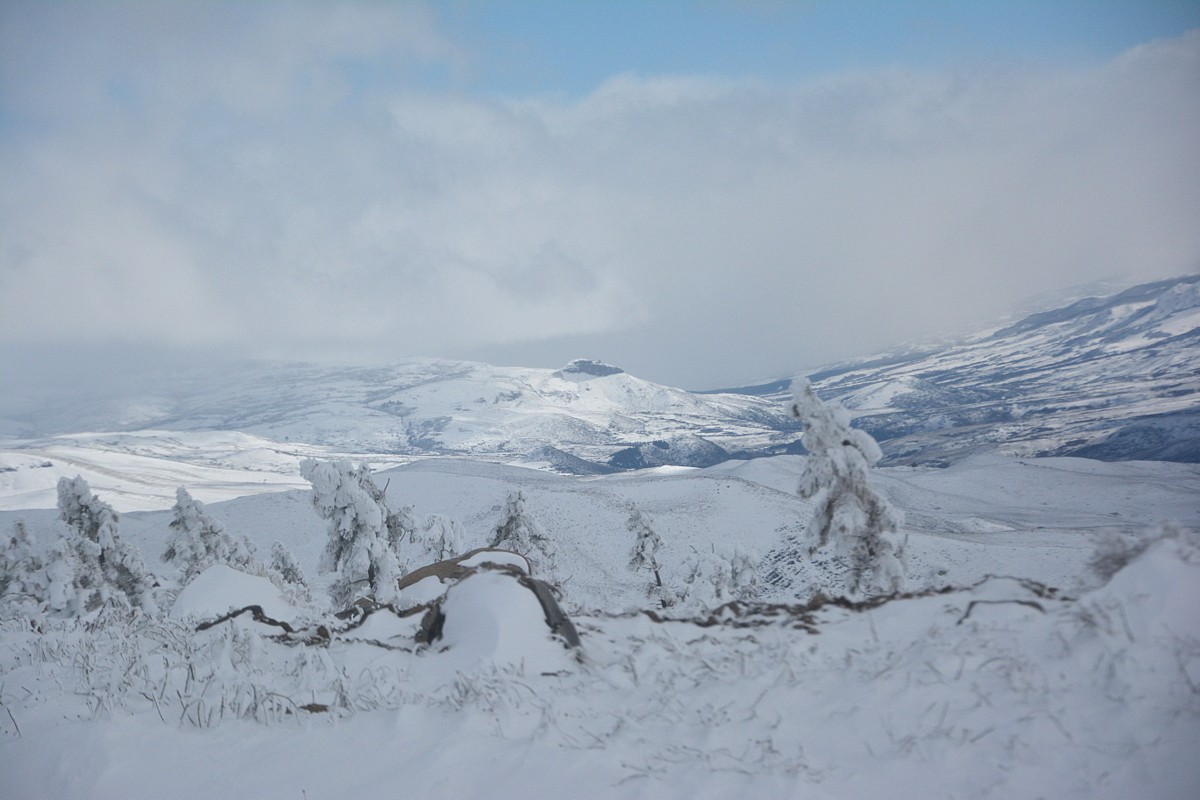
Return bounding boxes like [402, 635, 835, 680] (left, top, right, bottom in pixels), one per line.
[1, 535, 1197, 799]
[434, 570, 576, 675]
[171, 564, 298, 623]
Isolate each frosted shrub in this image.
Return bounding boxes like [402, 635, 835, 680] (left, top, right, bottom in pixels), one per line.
[674, 546, 758, 613]
[789, 379, 905, 597]
[44, 537, 83, 615]
[1088, 530, 1148, 584]
[1, 518, 46, 615]
[1089, 522, 1198, 584]
[163, 487, 260, 584]
[627, 505, 663, 583]
[627, 505, 673, 606]
[300, 459, 404, 609]
[53, 476, 158, 616]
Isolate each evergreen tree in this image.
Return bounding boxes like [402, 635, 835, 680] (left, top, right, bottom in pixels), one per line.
[413, 514, 467, 566]
[789, 379, 905, 596]
[54, 476, 158, 615]
[270, 541, 308, 589]
[269, 541, 312, 603]
[163, 487, 259, 583]
[675, 545, 758, 612]
[301, 459, 403, 608]
[728, 545, 760, 600]
[489, 490, 555, 575]
[627, 504, 665, 594]
[45, 536, 84, 616]
[384, 503, 418, 568]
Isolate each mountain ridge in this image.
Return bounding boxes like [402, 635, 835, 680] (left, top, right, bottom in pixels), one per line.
[1, 355, 800, 470]
[728, 273, 1200, 465]
[2, 275, 1197, 494]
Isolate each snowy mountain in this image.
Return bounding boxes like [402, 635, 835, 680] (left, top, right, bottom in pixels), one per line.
[723, 274, 1200, 465]
[1, 357, 797, 465]
[3, 276, 1197, 513]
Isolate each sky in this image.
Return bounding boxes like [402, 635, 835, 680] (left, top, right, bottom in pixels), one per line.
[1, 1, 1198, 391]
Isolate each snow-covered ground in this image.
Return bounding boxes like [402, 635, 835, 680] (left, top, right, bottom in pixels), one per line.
[0, 430, 404, 512]
[2, 454, 1198, 799]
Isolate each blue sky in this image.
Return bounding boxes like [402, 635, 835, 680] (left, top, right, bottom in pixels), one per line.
[1, 1, 1198, 389]
[445, 1, 1200, 94]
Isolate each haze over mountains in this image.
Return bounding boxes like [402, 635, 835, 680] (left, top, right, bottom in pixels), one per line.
[1, 274, 1197, 510]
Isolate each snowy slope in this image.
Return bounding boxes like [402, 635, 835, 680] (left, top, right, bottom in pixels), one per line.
[2, 455, 1198, 799]
[6, 455, 1197, 615]
[0, 431, 349, 511]
[0, 354, 807, 508]
[724, 274, 1200, 465]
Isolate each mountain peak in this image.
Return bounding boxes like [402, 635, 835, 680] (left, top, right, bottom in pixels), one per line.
[554, 359, 625, 379]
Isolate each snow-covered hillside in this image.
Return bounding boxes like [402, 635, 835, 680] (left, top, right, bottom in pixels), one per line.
[0, 356, 803, 509]
[2, 455, 1198, 799]
[728, 274, 1200, 465]
[0, 357, 796, 462]
[3, 277, 1196, 514]
[0, 431, 329, 511]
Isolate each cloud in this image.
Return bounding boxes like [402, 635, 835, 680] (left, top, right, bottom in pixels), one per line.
[2, 4, 1197, 388]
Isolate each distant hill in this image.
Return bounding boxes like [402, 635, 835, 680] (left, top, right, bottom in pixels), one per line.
[0, 357, 800, 473]
[3, 275, 1197, 507]
[722, 274, 1200, 465]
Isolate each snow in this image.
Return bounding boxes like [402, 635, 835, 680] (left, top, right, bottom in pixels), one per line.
[458, 550, 529, 572]
[0, 431, 317, 511]
[1, 358, 796, 472]
[434, 570, 575, 673]
[399, 573, 445, 601]
[0, 419, 1195, 796]
[171, 564, 297, 623]
[838, 378, 915, 411]
[348, 607, 423, 643]
[3, 530, 1197, 799]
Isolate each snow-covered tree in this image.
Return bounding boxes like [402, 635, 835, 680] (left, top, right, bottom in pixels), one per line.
[627, 504, 665, 596]
[163, 487, 259, 583]
[301, 459, 403, 609]
[384, 504, 418, 568]
[1088, 522, 1198, 585]
[728, 546, 760, 599]
[45, 536, 83, 616]
[1, 518, 46, 613]
[489, 490, 556, 575]
[54, 476, 158, 615]
[674, 545, 758, 613]
[270, 541, 308, 589]
[268, 541, 312, 603]
[789, 378, 905, 596]
[412, 514, 467, 566]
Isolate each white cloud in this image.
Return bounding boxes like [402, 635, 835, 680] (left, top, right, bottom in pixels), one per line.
[2, 4, 1197, 388]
